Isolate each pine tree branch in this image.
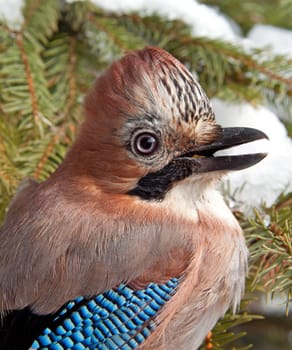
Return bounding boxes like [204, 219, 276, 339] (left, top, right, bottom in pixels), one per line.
[244, 193, 292, 312]
[15, 32, 40, 131]
[33, 122, 76, 180]
[23, 0, 43, 29]
[88, 13, 129, 53]
[200, 0, 292, 33]
[195, 40, 291, 86]
[22, 0, 59, 43]
[33, 134, 59, 180]
[64, 37, 78, 119]
[0, 25, 55, 136]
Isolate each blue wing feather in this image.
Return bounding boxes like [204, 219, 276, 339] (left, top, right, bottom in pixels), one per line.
[31, 278, 179, 349]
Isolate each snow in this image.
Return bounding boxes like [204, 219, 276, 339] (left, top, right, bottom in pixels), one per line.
[212, 99, 292, 209]
[0, 0, 291, 210]
[89, 0, 238, 40]
[248, 24, 292, 57]
[0, 0, 23, 26]
[252, 294, 290, 317]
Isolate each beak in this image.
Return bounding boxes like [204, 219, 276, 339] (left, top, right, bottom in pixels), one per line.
[181, 127, 268, 173]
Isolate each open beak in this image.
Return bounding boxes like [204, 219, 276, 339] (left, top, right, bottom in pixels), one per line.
[182, 127, 268, 173]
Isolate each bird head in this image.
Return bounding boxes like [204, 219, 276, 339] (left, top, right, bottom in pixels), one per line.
[61, 47, 267, 199]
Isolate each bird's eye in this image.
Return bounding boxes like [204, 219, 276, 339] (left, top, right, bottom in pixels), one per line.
[134, 133, 159, 156]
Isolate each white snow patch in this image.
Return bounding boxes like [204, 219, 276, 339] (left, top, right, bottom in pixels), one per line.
[248, 24, 292, 57]
[89, 0, 237, 40]
[212, 98, 292, 209]
[0, 0, 23, 26]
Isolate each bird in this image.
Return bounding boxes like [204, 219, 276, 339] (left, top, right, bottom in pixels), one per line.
[0, 47, 267, 350]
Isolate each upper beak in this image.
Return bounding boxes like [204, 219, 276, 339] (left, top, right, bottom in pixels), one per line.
[182, 127, 268, 173]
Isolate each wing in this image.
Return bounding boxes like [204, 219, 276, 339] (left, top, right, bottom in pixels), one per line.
[28, 279, 179, 350]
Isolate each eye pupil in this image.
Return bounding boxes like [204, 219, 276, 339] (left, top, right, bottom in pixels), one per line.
[135, 133, 158, 155]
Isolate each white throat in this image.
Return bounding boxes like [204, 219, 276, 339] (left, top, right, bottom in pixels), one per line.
[161, 176, 239, 229]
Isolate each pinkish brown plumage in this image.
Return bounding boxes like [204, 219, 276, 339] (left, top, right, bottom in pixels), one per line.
[0, 47, 267, 349]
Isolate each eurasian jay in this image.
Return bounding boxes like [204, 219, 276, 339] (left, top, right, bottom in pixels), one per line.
[0, 47, 267, 350]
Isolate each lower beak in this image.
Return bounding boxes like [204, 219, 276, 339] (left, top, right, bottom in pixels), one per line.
[183, 127, 268, 173]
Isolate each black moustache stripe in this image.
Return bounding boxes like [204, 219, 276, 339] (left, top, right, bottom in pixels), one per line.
[128, 158, 196, 200]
